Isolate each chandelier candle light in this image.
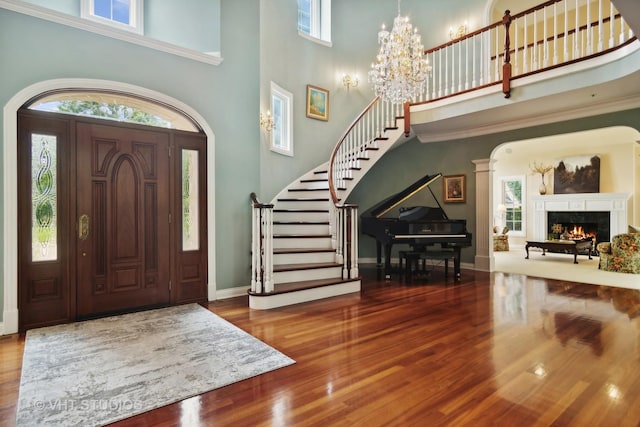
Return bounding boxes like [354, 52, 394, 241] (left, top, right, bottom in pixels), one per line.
[368, 0, 430, 104]
[530, 161, 553, 195]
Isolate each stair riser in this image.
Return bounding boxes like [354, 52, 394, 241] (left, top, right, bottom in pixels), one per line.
[273, 211, 329, 222]
[274, 224, 330, 235]
[290, 181, 329, 190]
[249, 280, 361, 310]
[273, 252, 335, 264]
[274, 266, 344, 284]
[275, 200, 329, 210]
[273, 237, 333, 249]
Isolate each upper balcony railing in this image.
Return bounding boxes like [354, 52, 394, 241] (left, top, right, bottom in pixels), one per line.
[412, 0, 635, 107]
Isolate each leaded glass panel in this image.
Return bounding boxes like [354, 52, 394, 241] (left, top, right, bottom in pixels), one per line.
[182, 149, 199, 251]
[31, 134, 58, 262]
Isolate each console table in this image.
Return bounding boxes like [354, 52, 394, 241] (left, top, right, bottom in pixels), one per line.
[525, 238, 594, 264]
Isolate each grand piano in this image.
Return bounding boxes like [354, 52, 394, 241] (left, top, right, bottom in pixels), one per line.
[361, 172, 472, 280]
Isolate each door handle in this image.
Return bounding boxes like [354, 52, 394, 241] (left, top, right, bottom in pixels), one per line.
[79, 214, 90, 240]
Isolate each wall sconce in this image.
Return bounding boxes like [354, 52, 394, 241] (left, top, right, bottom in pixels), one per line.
[342, 74, 359, 92]
[259, 111, 274, 132]
[449, 22, 468, 40]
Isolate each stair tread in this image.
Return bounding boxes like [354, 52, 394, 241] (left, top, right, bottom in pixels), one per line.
[274, 247, 335, 254]
[288, 188, 329, 191]
[248, 277, 360, 296]
[274, 221, 330, 225]
[274, 209, 329, 213]
[278, 197, 329, 201]
[274, 261, 340, 272]
[301, 179, 328, 183]
[274, 234, 330, 239]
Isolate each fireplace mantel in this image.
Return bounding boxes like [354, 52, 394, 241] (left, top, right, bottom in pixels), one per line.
[532, 193, 631, 241]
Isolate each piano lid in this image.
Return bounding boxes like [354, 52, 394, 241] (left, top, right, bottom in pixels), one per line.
[364, 172, 444, 219]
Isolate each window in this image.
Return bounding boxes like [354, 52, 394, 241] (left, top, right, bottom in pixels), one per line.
[500, 176, 525, 233]
[28, 91, 199, 132]
[81, 0, 143, 34]
[270, 82, 293, 157]
[297, 0, 331, 45]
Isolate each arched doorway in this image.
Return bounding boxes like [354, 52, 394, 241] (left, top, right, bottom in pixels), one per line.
[2, 79, 216, 334]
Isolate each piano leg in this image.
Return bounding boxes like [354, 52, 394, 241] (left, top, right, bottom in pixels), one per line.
[375, 241, 383, 268]
[384, 243, 393, 279]
[453, 246, 461, 281]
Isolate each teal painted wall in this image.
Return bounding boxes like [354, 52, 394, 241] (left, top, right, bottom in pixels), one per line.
[0, 0, 259, 321]
[19, 0, 220, 53]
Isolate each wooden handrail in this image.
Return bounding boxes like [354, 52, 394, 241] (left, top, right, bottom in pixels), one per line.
[250, 192, 273, 209]
[328, 96, 382, 205]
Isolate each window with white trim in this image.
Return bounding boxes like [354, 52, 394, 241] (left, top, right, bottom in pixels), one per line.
[270, 82, 293, 157]
[81, 0, 143, 34]
[500, 176, 525, 234]
[297, 0, 331, 45]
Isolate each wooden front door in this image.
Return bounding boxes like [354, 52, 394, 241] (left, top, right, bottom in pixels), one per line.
[19, 109, 208, 330]
[75, 122, 171, 317]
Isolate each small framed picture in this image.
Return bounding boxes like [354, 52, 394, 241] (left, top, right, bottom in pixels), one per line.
[443, 174, 466, 203]
[306, 84, 329, 121]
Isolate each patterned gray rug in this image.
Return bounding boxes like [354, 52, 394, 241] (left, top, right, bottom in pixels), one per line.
[15, 303, 295, 426]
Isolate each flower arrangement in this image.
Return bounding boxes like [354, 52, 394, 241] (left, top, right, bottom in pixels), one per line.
[530, 161, 553, 177]
[551, 223, 563, 234]
[530, 161, 553, 194]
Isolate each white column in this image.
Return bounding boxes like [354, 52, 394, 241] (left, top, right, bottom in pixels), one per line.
[473, 159, 492, 271]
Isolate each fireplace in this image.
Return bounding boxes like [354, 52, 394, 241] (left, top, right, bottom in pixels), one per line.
[532, 193, 631, 243]
[547, 211, 610, 247]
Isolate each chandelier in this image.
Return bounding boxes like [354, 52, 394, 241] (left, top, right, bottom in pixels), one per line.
[368, 0, 430, 104]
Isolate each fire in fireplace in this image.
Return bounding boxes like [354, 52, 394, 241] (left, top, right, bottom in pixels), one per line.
[547, 211, 610, 248]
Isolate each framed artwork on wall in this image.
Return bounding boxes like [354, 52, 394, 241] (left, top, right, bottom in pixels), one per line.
[306, 84, 329, 121]
[443, 174, 466, 203]
[553, 154, 600, 194]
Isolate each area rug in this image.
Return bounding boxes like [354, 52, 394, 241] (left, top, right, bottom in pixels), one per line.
[494, 249, 640, 290]
[15, 303, 295, 426]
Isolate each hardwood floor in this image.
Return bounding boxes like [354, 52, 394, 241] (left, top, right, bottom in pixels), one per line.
[2, 265, 640, 426]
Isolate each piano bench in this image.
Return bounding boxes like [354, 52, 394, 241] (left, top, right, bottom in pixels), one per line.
[399, 250, 454, 282]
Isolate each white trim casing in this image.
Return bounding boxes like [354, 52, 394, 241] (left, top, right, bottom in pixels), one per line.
[81, 0, 144, 35]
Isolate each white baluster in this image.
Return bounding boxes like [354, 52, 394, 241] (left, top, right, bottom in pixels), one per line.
[351, 206, 359, 278]
[464, 38, 469, 90]
[472, 34, 477, 87]
[523, 14, 528, 73]
[597, 0, 603, 52]
[574, 0, 580, 60]
[608, 1, 614, 49]
[564, 0, 569, 62]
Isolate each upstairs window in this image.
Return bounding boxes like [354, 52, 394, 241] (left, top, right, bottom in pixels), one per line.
[81, 0, 143, 34]
[270, 82, 293, 157]
[297, 0, 331, 45]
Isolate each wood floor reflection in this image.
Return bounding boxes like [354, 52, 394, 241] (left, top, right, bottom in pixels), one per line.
[1, 266, 640, 426]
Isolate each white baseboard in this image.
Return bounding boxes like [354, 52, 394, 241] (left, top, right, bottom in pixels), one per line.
[213, 286, 248, 300]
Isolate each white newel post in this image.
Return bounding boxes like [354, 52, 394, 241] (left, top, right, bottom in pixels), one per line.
[263, 207, 274, 293]
[473, 159, 492, 272]
[250, 203, 260, 293]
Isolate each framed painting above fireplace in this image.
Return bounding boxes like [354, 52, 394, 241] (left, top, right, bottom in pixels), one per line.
[553, 154, 600, 194]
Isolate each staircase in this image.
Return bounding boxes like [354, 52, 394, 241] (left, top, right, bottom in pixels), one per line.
[249, 99, 407, 309]
[249, 0, 636, 309]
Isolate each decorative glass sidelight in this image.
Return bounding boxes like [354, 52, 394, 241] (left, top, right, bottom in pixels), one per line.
[182, 149, 199, 251]
[31, 134, 58, 261]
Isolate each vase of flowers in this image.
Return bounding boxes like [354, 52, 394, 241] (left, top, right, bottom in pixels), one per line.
[530, 161, 553, 195]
